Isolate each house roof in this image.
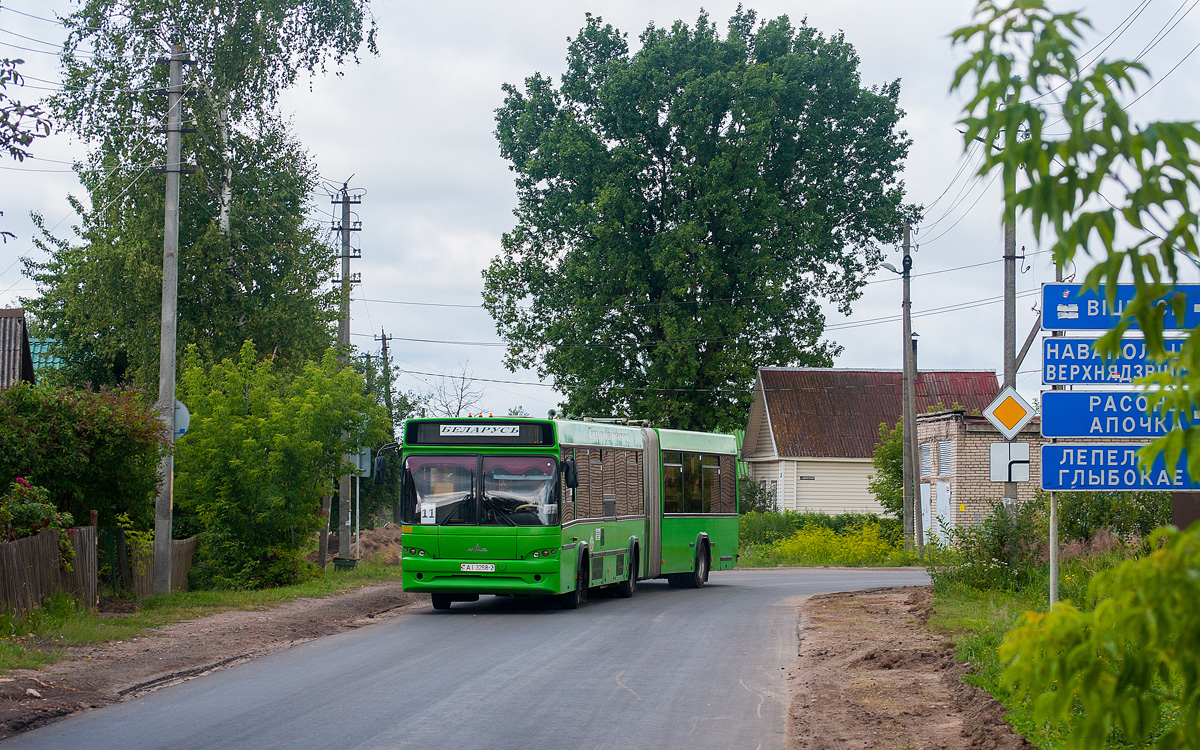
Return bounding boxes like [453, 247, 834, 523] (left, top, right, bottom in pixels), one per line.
[0, 308, 36, 390]
[747, 367, 1000, 459]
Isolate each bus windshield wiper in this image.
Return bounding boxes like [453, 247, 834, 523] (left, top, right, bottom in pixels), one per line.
[438, 494, 475, 525]
[482, 495, 517, 526]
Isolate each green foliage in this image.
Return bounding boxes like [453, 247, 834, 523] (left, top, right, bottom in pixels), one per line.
[740, 510, 896, 547]
[1051, 489, 1170, 544]
[24, 117, 340, 391]
[1, 478, 75, 570]
[951, 0, 1200, 479]
[485, 9, 916, 432]
[868, 418, 903, 518]
[175, 342, 389, 588]
[736, 477, 778, 515]
[1000, 524, 1200, 749]
[740, 513, 914, 567]
[115, 512, 153, 577]
[0, 383, 164, 529]
[926, 500, 1048, 592]
[0, 57, 50, 163]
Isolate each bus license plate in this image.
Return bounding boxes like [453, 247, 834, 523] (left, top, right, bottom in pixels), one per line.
[461, 563, 494, 572]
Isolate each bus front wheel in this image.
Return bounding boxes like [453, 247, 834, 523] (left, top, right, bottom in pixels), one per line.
[559, 558, 588, 610]
[431, 593, 452, 610]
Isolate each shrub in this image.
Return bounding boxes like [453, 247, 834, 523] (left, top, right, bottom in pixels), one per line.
[1, 477, 75, 570]
[175, 342, 389, 588]
[737, 476, 778, 514]
[0, 383, 164, 529]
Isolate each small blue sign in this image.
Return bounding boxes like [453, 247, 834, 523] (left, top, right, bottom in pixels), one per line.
[1042, 337, 1185, 385]
[1040, 391, 1189, 438]
[1041, 283, 1200, 331]
[1042, 444, 1200, 491]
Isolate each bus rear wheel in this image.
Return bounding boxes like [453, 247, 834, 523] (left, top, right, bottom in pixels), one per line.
[431, 593, 452, 610]
[685, 544, 709, 589]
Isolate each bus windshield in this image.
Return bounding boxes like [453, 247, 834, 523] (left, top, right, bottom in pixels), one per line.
[482, 455, 558, 526]
[402, 454, 559, 527]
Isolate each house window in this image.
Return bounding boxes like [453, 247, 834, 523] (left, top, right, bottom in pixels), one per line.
[920, 443, 932, 477]
[938, 441, 952, 477]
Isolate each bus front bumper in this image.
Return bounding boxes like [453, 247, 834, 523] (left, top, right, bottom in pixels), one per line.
[402, 558, 563, 596]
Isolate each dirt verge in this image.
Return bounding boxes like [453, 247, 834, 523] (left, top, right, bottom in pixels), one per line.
[0, 581, 422, 739]
[787, 586, 1033, 750]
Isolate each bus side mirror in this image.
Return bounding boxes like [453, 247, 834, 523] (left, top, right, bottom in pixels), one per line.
[563, 459, 578, 489]
[373, 454, 387, 486]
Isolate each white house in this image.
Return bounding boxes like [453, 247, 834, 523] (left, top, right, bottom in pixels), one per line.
[741, 367, 1000, 514]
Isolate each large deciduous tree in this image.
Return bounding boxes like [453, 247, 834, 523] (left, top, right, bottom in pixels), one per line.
[1, 55, 51, 241]
[484, 10, 916, 431]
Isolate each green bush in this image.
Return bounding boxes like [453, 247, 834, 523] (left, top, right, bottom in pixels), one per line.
[1, 477, 75, 570]
[737, 477, 778, 514]
[0, 383, 164, 529]
[1052, 489, 1169, 543]
[175, 342, 389, 589]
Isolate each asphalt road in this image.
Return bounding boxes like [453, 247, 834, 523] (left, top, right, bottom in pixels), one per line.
[5, 568, 929, 750]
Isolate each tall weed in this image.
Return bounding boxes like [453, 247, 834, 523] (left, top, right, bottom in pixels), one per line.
[741, 515, 915, 567]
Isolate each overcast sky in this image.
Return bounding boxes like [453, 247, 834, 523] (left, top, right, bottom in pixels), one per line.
[2, 0, 1198, 419]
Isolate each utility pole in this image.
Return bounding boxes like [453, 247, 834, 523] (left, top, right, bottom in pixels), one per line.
[1003, 222, 1019, 508]
[376, 328, 398, 523]
[333, 182, 361, 560]
[153, 44, 192, 595]
[375, 328, 396, 439]
[900, 221, 916, 551]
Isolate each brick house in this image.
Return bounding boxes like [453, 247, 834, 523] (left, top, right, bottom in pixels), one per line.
[914, 409, 1044, 535]
[741, 368, 1001, 515]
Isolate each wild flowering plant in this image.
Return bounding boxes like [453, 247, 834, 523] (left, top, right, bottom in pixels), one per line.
[2, 478, 76, 571]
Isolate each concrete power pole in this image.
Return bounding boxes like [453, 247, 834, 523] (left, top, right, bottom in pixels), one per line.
[1003, 222, 1019, 507]
[334, 183, 361, 560]
[900, 221, 916, 551]
[153, 44, 190, 595]
[376, 329, 398, 523]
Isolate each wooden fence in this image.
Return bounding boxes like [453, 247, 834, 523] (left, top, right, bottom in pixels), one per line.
[132, 536, 199, 598]
[0, 527, 97, 619]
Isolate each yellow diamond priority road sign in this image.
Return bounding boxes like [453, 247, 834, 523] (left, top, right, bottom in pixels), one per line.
[983, 386, 1035, 440]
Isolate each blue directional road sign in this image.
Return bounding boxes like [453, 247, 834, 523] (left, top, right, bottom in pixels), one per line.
[1040, 390, 1188, 438]
[1041, 337, 1185, 385]
[1042, 283, 1200, 330]
[1042, 444, 1200, 491]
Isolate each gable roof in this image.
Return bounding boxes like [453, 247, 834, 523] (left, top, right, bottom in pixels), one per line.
[0, 308, 36, 390]
[747, 367, 1000, 459]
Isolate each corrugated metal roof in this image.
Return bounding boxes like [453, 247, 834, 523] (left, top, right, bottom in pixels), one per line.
[29, 338, 63, 375]
[0, 308, 35, 390]
[757, 367, 1000, 459]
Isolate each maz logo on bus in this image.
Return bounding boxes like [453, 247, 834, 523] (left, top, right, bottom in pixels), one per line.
[438, 425, 521, 436]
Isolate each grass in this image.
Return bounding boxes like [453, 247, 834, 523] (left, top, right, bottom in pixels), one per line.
[0, 560, 402, 673]
[929, 548, 1175, 750]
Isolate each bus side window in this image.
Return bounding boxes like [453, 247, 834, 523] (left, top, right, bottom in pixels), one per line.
[682, 453, 701, 513]
[701, 455, 719, 514]
[663, 452, 682, 514]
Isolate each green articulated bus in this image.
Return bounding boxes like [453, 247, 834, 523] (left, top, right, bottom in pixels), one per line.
[376, 417, 739, 610]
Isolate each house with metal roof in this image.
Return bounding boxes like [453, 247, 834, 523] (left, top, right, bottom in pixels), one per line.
[0, 308, 36, 390]
[741, 367, 1001, 515]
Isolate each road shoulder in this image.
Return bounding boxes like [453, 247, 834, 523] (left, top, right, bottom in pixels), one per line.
[787, 586, 1033, 750]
